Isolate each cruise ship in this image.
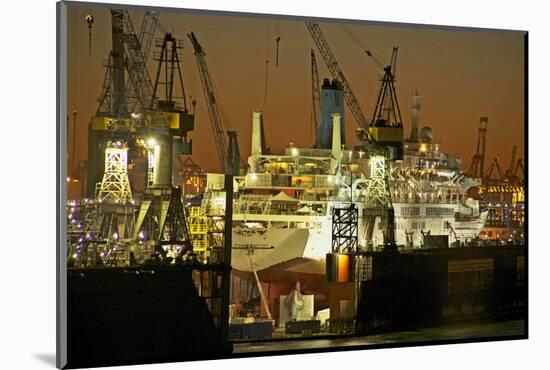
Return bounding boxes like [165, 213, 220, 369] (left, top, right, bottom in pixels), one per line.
[201, 86, 488, 274]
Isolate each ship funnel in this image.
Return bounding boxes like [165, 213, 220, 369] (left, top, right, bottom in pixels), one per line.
[317, 79, 345, 149]
[331, 113, 342, 174]
[251, 110, 263, 156]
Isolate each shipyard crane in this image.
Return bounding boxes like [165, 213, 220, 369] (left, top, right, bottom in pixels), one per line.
[117, 10, 156, 112]
[506, 145, 518, 178]
[355, 47, 405, 251]
[187, 31, 231, 174]
[368, 47, 403, 132]
[514, 158, 525, 180]
[305, 22, 372, 137]
[151, 32, 189, 112]
[90, 9, 161, 197]
[96, 10, 158, 116]
[307, 21, 404, 251]
[486, 157, 505, 181]
[127, 11, 159, 112]
[310, 49, 321, 141]
[466, 117, 489, 178]
[305, 34, 403, 251]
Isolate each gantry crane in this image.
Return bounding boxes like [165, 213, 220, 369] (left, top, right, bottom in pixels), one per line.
[466, 117, 489, 178]
[188, 31, 240, 175]
[132, 31, 195, 263]
[89, 9, 160, 197]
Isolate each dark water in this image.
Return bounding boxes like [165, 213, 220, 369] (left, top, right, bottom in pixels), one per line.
[234, 318, 525, 353]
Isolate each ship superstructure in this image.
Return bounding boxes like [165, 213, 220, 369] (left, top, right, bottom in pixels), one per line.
[201, 90, 488, 273]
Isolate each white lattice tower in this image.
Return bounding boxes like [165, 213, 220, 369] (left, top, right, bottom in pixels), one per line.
[364, 155, 391, 208]
[97, 142, 133, 204]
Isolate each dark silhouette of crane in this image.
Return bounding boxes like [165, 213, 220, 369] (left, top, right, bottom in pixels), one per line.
[305, 22, 371, 136]
[466, 117, 489, 178]
[310, 49, 321, 144]
[187, 31, 229, 174]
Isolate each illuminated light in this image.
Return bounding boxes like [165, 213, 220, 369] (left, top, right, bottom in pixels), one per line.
[250, 173, 257, 180]
[291, 148, 299, 157]
[113, 232, 119, 240]
[66, 177, 71, 182]
[327, 175, 334, 183]
[146, 137, 157, 147]
[72, 253, 78, 259]
[138, 231, 145, 240]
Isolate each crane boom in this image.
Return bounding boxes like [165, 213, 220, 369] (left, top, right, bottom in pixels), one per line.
[305, 22, 370, 131]
[310, 49, 321, 139]
[116, 9, 155, 111]
[97, 10, 158, 115]
[138, 11, 159, 61]
[187, 32, 229, 173]
[127, 11, 159, 112]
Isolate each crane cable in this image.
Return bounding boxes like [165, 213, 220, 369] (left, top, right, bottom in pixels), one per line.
[263, 22, 271, 105]
[264, 59, 269, 105]
[339, 24, 387, 68]
[274, 19, 281, 67]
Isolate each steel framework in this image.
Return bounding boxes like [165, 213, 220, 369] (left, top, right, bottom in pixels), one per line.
[331, 205, 359, 253]
[96, 142, 133, 204]
[370, 48, 403, 128]
[364, 155, 392, 208]
[118, 9, 156, 112]
[96, 10, 159, 115]
[127, 11, 159, 112]
[151, 33, 188, 110]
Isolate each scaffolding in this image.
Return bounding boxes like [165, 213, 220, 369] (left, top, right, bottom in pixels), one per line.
[188, 206, 225, 261]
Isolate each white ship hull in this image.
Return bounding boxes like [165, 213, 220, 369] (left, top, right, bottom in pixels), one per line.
[231, 203, 488, 272]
